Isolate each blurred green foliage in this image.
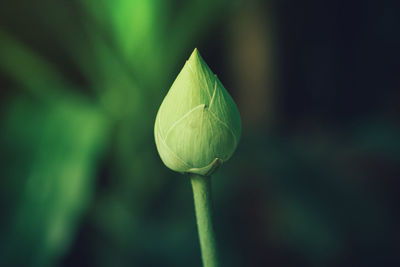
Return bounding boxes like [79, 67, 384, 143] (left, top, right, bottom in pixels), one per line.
[0, 97, 108, 266]
[1, 0, 400, 266]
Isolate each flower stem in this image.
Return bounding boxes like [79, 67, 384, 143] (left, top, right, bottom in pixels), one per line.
[190, 174, 219, 267]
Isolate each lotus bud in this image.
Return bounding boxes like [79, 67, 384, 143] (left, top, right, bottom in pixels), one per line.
[154, 48, 241, 176]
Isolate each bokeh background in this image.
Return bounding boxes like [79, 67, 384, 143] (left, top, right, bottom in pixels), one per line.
[1, 0, 399, 266]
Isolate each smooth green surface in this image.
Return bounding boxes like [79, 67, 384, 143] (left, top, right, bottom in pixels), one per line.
[191, 175, 219, 267]
[155, 48, 241, 176]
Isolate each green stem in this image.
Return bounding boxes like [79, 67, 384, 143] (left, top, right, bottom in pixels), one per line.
[190, 174, 219, 267]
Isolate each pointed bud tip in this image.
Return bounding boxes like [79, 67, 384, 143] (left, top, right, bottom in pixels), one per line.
[189, 47, 201, 62]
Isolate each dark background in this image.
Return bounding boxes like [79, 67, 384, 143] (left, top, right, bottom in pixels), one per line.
[0, 0, 399, 266]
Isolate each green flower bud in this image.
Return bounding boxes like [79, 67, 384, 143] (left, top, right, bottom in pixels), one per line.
[154, 48, 241, 176]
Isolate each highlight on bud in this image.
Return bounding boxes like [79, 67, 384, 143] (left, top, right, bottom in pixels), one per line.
[154, 48, 241, 176]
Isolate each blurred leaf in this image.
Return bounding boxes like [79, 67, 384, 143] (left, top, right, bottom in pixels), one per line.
[0, 96, 109, 267]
